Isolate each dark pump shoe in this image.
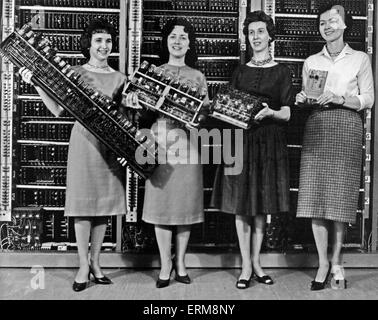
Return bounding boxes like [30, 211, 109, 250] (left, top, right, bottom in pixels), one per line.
[72, 280, 89, 292]
[174, 273, 191, 284]
[311, 264, 332, 291]
[156, 277, 170, 288]
[156, 263, 174, 288]
[89, 266, 113, 285]
[236, 277, 252, 289]
[171, 258, 191, 285]
[255, 274, 274, 285]
[72, 271, 91, 292]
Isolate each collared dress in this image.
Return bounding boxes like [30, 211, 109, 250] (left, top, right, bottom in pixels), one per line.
[211, 63, 294, 217]
[296, 44, 374, 223]
[142, 64, 208, 225]
[64, 66, 127, 217]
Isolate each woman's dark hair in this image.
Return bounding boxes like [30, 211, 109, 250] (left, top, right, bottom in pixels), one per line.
[159, 18, 198, 68]
[243, 11, 275, 60]
[80, 18, 117, 59]
[317, 4, 353, 36]
[243, 10, 276, 42]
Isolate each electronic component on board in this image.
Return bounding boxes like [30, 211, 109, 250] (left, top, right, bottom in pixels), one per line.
[209, 84, 269, 129]
[0, 207, 44, 250]
[0, 23, 160, 179]
[123, 60, 208, 128]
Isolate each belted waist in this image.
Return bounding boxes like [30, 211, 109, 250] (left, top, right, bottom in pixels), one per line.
[311, 103, 359, 114]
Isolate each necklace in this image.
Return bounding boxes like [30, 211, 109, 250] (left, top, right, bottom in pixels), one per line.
[327, 45, 345, 57]
[250, 54, 273, 66]
[87, 62, 110, 70]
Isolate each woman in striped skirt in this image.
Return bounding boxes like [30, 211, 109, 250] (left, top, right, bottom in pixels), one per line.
[296, 4, 374, 290]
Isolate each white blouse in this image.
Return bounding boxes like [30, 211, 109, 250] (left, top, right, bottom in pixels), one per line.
[302, 44, 374, 110]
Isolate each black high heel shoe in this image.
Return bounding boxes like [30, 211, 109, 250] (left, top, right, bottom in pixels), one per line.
[236, 276, 252, 289]
[72, 272, 90, 292]
[255, 273, 274, 285]
[89, 266, 112, 285]
[252, 265, 274, 285]
[173, 259, 191, 284]
[156, 261, 174, 289]
[236, 268, 253, 289]
[72, 280, 89, 292]
[174, 273, 191, 284]
[310, 263, 332, 291]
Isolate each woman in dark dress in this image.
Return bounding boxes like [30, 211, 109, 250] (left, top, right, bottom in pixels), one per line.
[211, 11, 293, 289]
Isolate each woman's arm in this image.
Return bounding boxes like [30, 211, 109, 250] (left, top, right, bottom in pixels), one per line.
[254, 104, 290, 122]
[317, 92, 367, 111]
[19, 67, 64, 117]
[355, 53, 374, 111]
[255, 65, 293, 122]
[316, 54, 374, 111]
[271, 106, 291, 121]
[295, 60, 309, 104]
[34, 86, 65, 117]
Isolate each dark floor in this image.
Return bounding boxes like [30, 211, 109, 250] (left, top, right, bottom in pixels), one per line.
[1, 268, 378, 300]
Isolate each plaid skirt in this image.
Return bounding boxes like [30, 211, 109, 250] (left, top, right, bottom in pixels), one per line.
[296, 108, 363, 223]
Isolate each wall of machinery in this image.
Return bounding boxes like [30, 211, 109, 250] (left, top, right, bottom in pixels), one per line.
[123, 0, 375, 253]
[0, 0, 122, 251]
[0, 0, 376, 256]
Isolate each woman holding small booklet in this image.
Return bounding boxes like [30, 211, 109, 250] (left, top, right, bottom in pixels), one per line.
[295, 4, 374, 291]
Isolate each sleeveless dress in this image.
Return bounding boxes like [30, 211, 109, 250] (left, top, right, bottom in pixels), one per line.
[64, 66, 127, 217]
[211, 63, 293, 216]
[142, 64, 208, 225]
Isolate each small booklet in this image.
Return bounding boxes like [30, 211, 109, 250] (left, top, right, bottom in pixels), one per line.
[305, 69, 328, 102]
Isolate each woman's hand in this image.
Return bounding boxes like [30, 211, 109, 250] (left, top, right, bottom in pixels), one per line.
[295, 90, 307, 105]
[19, 67, 33, 84]
[122, 107, 141, 123]
[117, 157, 128, 167]
[121, 92, 143, 123]
[254, 103, 274, 122]
[316, 91, 344, 106]
[124, 92, 142, 110]
[185, 122, 199, 130]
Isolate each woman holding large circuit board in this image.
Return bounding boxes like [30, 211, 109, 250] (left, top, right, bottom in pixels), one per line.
[19, 18, 127, 292]
[295, 4, 374, 291]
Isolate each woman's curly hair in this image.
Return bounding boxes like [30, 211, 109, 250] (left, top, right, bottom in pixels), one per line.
[80, 18, 117, 59]
[159, 17, 198, 68]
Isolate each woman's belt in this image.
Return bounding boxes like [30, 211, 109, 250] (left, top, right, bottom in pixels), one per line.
[311, 103, 359, 113]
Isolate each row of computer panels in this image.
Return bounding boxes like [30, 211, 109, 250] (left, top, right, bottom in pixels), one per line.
[0, 0, 124, 251]
[126, 0, 374, 253]
[0, 0, 375, 256]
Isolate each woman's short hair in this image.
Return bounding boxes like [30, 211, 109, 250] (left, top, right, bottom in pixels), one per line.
[159, 18, 198, 68]
[317, 4, 353, 36]
[80, 18, 117, 59]
[242, 10, 276, 42]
